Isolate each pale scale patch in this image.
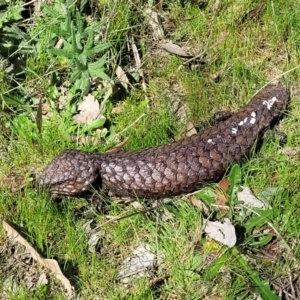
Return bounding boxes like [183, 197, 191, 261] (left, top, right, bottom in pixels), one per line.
[238, 117, 248, 126]
[263, 97, 278, 110]
[237, 112, 256, 127]
[63, 187, 76, 193]
[232, 128, 238, 135]
[250, 111, 256, 124]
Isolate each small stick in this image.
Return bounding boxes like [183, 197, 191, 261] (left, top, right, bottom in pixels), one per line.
[130, 35, 148, 94]
[180, 32, 228, 68]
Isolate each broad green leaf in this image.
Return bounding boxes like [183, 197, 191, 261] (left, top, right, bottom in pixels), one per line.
[66, 124, 78, 134]
[227, 164, 242, 210]
[41, 2, 61, 18]
[228, 164, 242, 192]
[62, 41, 74, 54]
[233, 248, 280, 300]
[203, 250, 230, 280]
[101, 128, 109, 138]
[74, 54, 87, 70]
[71, 23, 80, 54]
[3, 95, 25, 106]
[85, 28, 94, 51]
[76, 9, 84, 34]
[88, 54, 106, 70]
[0, 4, 23, 28]
[88, 61, 110, 80]
[70, 69, 82, 83]
[81, 117, 106, 132]
[88, 67, 110, 80]
[244, 209, 273, 234]
[74, 78, 88, 95]
[195, 187, 216, 205]
[109, 125, 116, 136]
[249, 234, 273, 248]
[82, 23, 103, 37]
[84, 43, 111, 57]
[75, 32, 83, 52]
[131, 72, 140, 82]
[49, 48, 73, 59]
[66, 9, 71, 34]
[73, 71, 90, 95]
[79, 0, 88, 11]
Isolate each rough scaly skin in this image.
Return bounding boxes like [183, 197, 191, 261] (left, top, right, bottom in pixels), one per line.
[38, 85, 289, 198]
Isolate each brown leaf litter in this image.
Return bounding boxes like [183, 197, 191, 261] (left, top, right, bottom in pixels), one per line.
[1, 221, 73, 298]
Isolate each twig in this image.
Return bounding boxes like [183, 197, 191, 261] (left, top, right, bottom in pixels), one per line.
[255, 64, 300, 95]
[179, 32, 228, 69]
[94, 198, 175, 230]
[103, 0, 119, 41]
[115, 113, 146, 137]
[130, 35, 148, 94]
[288, 271, 296, 299]
[21, 0, 38, 7]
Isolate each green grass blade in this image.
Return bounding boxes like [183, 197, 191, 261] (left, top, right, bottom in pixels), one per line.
[232, 248, 280, 300]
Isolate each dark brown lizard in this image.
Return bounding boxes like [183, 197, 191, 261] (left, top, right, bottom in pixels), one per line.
[38, 85, 289, 198]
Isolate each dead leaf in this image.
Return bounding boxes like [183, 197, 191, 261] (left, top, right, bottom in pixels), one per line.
[196, 251, 219, 272]
[82, 220, 105, 253]
[73, 94, 101, 124]
[131, 201, 143, 209]
[161, 207, 174, 221]
[215, 192, 228, 214]
[105, 137, 130, 154]
[36, 98, 43, 134]
[37, 273, 48, 286]
[238, 3, 266, 25]
[33, 0, 41, 13]
[185, 121, 197, 137]
[218, 178, 230, 191]
[169, 97, 190, 128]
[204, 218, 236, 247]
[41, 102, 51, 116]
[1, 174, 26, 192]
[70, 133, 102, 146]
[163, 20, 176, 30]
[237, 187, 268, 209]
[209, 69, 224, 81]
[130, 35, 147, 93]
[55, 38, 64, 49]
[263, 240, 279, 259]
[279, 147, 300, 158]
[2, 220, 73, 298]
[144, 8, 164, 40]
[157, 0, 163, 12]
[189, 195, 209, 215]
[214, 185, 229, 214]
[112, 105, 123, 114]
[117, 245, 157, 285]
[182, 32, 228, 66]
[116, 65, 130, 88]
[58, 85, 68, 109]
[159, 43, 191, 57]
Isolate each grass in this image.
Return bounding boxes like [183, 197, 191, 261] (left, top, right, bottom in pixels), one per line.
[1, 0, 300, 299]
